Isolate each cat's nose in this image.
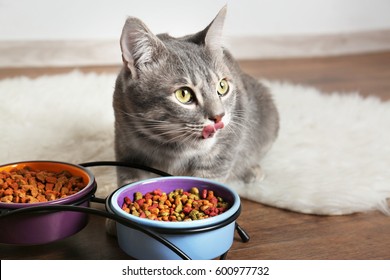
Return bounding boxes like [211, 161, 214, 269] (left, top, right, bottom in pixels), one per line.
[209, 113, 225, 123]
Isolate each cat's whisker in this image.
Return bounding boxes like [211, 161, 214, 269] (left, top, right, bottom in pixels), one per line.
[117, 113, 207, 144]
[185, 124, 203, 130]
[225, 123, 242, 139]
[164, 126, 201, 144]
[117, 110, 182, 125]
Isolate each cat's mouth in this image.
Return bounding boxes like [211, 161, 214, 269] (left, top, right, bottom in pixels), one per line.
[202, 121, 224, 139]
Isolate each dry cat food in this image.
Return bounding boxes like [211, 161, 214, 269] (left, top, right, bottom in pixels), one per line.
[0, 166, 86, 203]
[121, 187, 229, 221]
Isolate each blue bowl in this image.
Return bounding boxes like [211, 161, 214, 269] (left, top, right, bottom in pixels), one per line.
[107, 176, 241, 260]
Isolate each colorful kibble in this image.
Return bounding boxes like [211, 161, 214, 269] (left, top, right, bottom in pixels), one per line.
[121, 187, 229, 221]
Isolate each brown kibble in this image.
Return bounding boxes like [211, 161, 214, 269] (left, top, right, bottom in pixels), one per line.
[30, 186, 38, 198]
[4, 188, 13, 196]
[46, 193, 56, 201]
[27, 196, 39, 203]
[10, 182, 19, 190]
[1, 195, 13, 203]
[0, 166, 86, 204]
[45, 176, 57, 184]
[61, 187, 69, 195]
[28, 177, 37, 187]
[36, 173, 46, 183]
[37, 194, 47, 202]
[54, 182, 63, 192]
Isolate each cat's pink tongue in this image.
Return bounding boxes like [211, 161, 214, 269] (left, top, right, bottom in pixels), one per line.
[202, 121, 224, 139]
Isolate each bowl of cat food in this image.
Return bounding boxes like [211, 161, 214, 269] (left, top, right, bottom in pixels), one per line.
[106, 176, 242, 260]
[0, 161, 97, 245]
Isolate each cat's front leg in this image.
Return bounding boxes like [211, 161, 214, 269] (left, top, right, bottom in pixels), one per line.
[239, 164, 266, 184]
[105, 219, 117, 236]
[105, 167, 144, 237]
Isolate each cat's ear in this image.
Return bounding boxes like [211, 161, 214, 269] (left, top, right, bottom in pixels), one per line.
[120, 17, 166, 78]
[189, 5, 227, 56]
[205, 5, 227, 54]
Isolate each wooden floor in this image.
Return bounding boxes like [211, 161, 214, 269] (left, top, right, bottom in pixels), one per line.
[1, 51, 390, 260]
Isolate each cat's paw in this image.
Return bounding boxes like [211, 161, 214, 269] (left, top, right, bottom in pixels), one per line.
[105, 218, 117, 237]
[242, 164, 265, 184]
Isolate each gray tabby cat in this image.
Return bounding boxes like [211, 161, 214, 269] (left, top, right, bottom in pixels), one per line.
[113, 6, 279, 186]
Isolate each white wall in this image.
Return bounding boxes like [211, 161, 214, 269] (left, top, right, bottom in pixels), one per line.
[1, 0, 390, 40]
[1, 0, 390, 66]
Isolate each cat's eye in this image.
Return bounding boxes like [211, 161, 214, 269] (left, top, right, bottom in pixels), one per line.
[174, 87, 194, 104]
[217, 78, 229, 96]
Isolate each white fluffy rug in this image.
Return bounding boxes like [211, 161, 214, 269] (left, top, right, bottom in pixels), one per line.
[1, 71, 390, 215]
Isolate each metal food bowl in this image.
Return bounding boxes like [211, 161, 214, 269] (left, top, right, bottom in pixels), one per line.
[0, 161, 96, 245]
[106, 176, 243, 260]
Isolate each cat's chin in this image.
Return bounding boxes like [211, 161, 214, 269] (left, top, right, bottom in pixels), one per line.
[178, 134, 219, 156]
[199, 134, 219, 150]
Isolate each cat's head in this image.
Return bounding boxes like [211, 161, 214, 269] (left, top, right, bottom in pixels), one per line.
[117, 6, 241, 152]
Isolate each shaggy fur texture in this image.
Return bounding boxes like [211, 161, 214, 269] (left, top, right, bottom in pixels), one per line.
[1, 71, 389, 215]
